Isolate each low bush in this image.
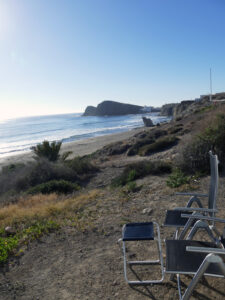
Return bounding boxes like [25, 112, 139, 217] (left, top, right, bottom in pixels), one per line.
[0, 156, 98, 198]
[0, 235, 19, 263]
[139, 136, 179, 156]
[66, 156, 98, 175]
[127, 130, 168, 156]
[166, 168, 190, 188]
[127, 137, 155, 156]
[168, 124, 183, 135]
[27, 180, 80, 195]
[15, 159, 79, 191]
[126, 181, 139, 193]
[179, 113, 225, 173]
[112, 160, 172, 187]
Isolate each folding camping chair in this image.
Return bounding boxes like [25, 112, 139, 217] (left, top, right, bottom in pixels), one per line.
[164, 151, 219, 239]
[118, 222, 164, 284]
[165, 214, 225, 300]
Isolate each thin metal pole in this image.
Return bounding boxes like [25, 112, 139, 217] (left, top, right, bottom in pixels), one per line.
[210, 68, 212, 102]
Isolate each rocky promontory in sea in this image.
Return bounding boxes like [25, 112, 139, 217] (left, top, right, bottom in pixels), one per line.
[83, 100, 144, 116]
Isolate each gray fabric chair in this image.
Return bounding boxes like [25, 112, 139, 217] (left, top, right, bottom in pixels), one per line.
[118, 221, 164, 284]
[164, 151, 219, 239]
[165, 214, 225, 300]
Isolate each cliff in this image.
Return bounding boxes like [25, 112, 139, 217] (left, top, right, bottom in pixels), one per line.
[83, 100, 143, 116]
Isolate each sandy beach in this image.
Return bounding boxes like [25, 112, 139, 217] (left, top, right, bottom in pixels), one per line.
[0, 127, 144, 169]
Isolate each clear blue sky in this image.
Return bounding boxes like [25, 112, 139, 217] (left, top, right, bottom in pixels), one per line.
[1, 0, 225, 119]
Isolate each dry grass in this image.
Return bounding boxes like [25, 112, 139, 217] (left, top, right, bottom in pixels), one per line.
[0, 190, 101, 228]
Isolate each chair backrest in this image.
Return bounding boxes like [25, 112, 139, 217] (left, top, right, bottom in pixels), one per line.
[208, 151, 219, 216]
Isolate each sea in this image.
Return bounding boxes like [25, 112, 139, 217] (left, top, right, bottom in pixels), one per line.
[0, 113, 170, 158]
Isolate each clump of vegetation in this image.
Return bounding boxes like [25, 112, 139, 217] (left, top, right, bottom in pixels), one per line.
[31, 140, 72, 162]
[138, 136, 179, 156]
[195, 104, 215, 114]
[112, 160, 172, 187]
[0, 154, 98, 199]
[66, 156, 98, 175]
[0, 234, 19, 263]
[166, 168, 191, 188]
[0, 220, 59, 263]
[96, 141, 130, 156]
[27, 180, 80, 195]
[179, 113, 225, 173]
[167, 124, 183, 135]
[127, 129, 168, 156]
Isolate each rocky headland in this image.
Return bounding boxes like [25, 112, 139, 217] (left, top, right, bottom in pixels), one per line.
[83, 100, 144, 116]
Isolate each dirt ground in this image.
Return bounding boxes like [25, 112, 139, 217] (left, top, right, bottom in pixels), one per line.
[0, 147, 225, 300]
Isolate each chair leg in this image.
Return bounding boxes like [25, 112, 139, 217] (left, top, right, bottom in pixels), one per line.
[181, 254, 225, 300]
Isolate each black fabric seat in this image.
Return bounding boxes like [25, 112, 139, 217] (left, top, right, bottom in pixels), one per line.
[164, 210, 192, 227]
[122, 222, 154, 241]
[166, 240, 225, 276]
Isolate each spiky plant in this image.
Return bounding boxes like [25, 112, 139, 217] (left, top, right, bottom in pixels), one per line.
[31, 140, 71, 162]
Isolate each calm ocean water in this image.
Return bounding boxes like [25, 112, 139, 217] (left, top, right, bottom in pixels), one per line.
[0, 113, 169, 158]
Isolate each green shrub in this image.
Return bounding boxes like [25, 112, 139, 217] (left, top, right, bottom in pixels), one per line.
[126, 181, 138, 193]
[0, 156, 98, 199]
[127, 130, 168, 156]
[127, 137, 155, 156]
[0, 235, 19, 263]
[179, 113, 225, 173]
[31, 140, 72, 162]
[112, 160, 172, 187]
[166, 169, 190, 188]
[15, 159, 79, 191]
[27, 180, 80, 195]
[66, 156, 98, 175]
[31, 140, 62, 161]
[139, 136, 178, 156]
[168, 124, 183, 135]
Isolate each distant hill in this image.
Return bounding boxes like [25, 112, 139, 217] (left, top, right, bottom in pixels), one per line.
[83, 100, 144, 116]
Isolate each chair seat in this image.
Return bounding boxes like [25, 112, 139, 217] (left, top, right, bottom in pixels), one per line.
[164, 210, 192, 227]
[166, 240, 225, 276]
[122, 222, 154, 241]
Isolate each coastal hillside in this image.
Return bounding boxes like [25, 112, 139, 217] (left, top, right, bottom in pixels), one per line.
[161, 92, 225, 118]
[0, 101, 225, 299]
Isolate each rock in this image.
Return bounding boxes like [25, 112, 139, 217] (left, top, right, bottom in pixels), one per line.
[83, 100, 143, 116]
[160, 103, 177, 116]
[142, 117, 154, 127]
[83, 106, 97, 116]
[5, 226, 16, 236]
[142, 208, 153, 215]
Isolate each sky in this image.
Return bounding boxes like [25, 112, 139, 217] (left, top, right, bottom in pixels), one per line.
[0, 0, 225, 119]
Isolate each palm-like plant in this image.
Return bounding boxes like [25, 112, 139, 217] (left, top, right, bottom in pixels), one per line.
[31, 140, 71, 162]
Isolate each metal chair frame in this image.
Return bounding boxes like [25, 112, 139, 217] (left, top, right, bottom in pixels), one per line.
[164, 151, 219, 240]
[118, 221, 164, 285]
[165, 214, 225, 300]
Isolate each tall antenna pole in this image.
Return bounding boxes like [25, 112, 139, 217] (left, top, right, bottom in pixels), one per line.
[210, 68, 212, 102]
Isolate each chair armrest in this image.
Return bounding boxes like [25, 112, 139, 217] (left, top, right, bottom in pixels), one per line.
[181, 214, 225, 223]
[186, 246, 225, 255]
[174, 207, 218, 213]
[175, 193, 208, 197]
